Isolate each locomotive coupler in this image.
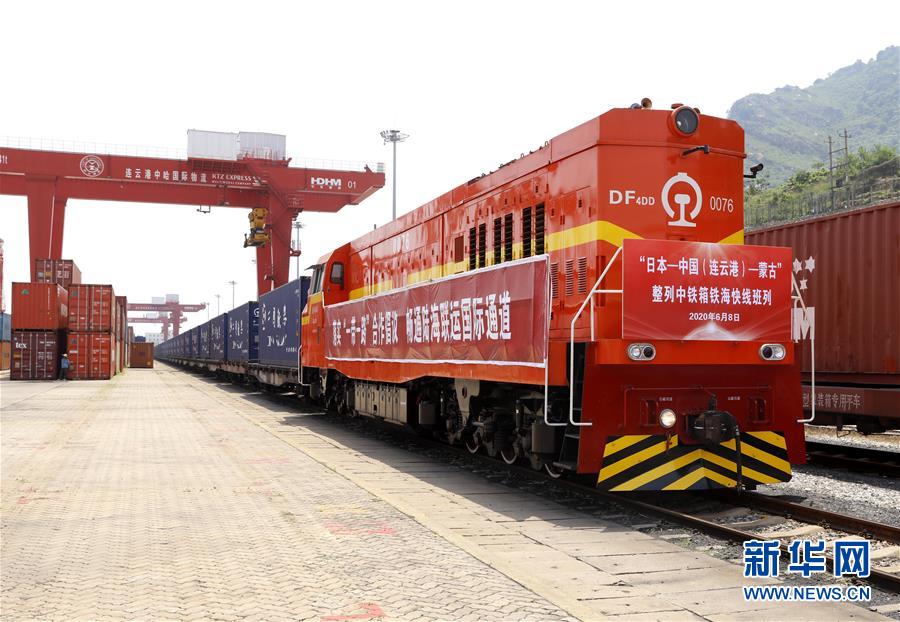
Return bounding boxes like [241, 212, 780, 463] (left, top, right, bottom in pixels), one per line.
[687, 410, 737, 445]
[686, 405, 745, 493]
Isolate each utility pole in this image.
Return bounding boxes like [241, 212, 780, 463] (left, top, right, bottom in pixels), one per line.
[226, 280, 237, 310]
[380, 129, 409, 221]
[840, 129, 851, 186]
[827, 130, 851, 212]
[828, 135, 834, 212]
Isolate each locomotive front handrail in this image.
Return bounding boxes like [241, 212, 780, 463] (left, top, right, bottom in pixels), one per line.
[568, 246, 624, 427]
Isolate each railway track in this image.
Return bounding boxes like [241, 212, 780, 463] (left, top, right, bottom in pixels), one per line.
[806, 440, 900, 477]
[717, 489, 900, 543]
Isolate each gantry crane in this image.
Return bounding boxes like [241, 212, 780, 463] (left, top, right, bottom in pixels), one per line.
[127, 301, 206, 339]
[0, 133, 385, 295]
[128, 316, 184, 342]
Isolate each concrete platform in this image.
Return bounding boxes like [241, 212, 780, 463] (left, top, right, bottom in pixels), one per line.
[1, 365, 890, 621]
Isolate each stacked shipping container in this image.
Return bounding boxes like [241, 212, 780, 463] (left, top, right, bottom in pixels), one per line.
[10, 331, 59, 379]
[116, 296, 127, 373]
[10, 260, 129, 382]
[66, 284, 124, 380]
[67, 332, 116, 379]
[34, 259, 82, 289]
[10, 282, 69, 380]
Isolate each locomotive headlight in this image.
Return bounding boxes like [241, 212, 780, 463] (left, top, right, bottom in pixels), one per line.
[627, 343, 656, 361]
[759, 343, 786, 361]
[672, 106, 700, 135]
[659, 408, 677, 429]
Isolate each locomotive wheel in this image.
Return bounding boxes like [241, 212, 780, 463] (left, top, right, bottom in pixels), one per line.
[465, 435, 481, 454]
[544, 463, 565, 479]
[500, 445, 519, 465]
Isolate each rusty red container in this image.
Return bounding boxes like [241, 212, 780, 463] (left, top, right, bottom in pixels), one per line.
[129, 342, 154, 368]
[67, 332, 116, 380]
[746, 201, 899, 425]
[10, 330, 60, 380]
[68, 284, 115, 332]
[11, 282, 69, 330]
[34, 259, 82, 289]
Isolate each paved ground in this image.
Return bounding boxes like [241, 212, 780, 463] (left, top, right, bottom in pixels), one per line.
[1, 365, 892, 621]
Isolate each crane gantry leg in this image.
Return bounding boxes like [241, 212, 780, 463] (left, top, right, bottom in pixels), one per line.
[25, 178, 67, 280]
[254, 195, 296, 295]
[51, 197, 67, 257]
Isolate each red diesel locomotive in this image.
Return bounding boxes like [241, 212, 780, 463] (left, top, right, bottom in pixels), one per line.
[300, 102, 806, 491]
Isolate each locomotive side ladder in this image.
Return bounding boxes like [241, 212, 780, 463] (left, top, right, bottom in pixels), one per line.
[554, 246, 624, 473]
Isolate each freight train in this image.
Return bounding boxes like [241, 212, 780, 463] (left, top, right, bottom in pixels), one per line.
[159, 102, 807, 491]
[747, 201, 899, 433]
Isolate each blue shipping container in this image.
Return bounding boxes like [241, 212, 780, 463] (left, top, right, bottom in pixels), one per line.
[258, 277, 309, 367]
[226, 302, 259, 363]
[209, 314, 227, 361]
[199, 321, 211, 359]
[0, 312, 10, 341]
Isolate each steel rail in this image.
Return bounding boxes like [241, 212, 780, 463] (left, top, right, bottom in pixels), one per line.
[806, 441, 900, 477]
[715, 490, 900, 544]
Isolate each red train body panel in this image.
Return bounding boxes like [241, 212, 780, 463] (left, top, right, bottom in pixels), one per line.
[300, 105, 805, 490]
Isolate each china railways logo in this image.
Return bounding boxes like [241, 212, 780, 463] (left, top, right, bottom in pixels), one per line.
[661, 172, 702, 228]
[79, 155, 104, 177]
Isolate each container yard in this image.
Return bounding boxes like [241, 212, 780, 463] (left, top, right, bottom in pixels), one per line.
[1, 6, 898, 622]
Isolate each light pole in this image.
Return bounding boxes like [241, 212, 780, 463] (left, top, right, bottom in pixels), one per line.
[215, 294, 221, 315]
[204, 302, 210, 320]
[380, 129, 409, 221]
[293, 220, 302, 281]
[294, 219, 303, 379]
[226, 281, 237, 310]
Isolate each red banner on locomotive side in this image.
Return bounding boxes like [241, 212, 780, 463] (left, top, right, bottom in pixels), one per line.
[622, 239, 792, 341]
[325, 256, 549, 367]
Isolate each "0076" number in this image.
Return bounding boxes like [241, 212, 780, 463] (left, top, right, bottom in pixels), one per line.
[709, 196, 734, 212]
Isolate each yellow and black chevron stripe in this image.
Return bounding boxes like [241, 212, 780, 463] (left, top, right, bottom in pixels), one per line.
[597, 431, 791, 491]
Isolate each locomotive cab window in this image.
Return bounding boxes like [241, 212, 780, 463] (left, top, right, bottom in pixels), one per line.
[309, 265, 324, 293]
[329, 262, 344, 288]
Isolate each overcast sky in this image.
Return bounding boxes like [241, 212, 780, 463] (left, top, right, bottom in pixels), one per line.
[1, 1, 897, 335]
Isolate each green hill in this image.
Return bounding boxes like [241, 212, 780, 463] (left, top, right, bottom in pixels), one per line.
[728, 46, 899, 185]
